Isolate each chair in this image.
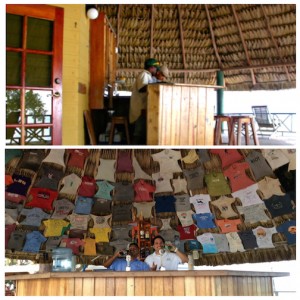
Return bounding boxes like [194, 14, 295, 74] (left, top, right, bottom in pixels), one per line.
[214, 115, 234, 145]
[109, 116, 130, 145]
[83, 110, 97, 145]
[251, 106, 280, 137]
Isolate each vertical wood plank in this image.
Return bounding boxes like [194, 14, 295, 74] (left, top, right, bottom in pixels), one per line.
[170, 85, 182, 145]
[82, 277, 95, 296]
[127, 277, 135, 296]
[195, 275, 207, 296]
[115, 277, 127, 296]
[147, 84, 160, 145]
[94, 277, 106, 296]
[163, 276, 174, 296]
[180, 86, 190, 144]
[184, 276, 196, 296]
[134, 277, 146, 296]
[226, 276, 234, 295]
[74, 277, 83, 296]
[145, 277, 153, 296]
[106, 277, 115, 296]
[172, 276, 185, 296]
[214, 276, 222, 296]
[151, 277, 164, 295]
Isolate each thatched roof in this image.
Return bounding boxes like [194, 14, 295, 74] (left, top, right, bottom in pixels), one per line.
[98, 4, 296, 91]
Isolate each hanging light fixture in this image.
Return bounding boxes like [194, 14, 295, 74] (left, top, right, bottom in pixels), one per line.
[86, 5, 99, 20]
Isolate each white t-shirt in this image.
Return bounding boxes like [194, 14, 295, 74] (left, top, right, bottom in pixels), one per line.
[145, 251, 182, 270]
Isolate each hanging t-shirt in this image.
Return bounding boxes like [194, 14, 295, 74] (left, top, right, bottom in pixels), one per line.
[116, 150, 134, 173]
[67, 213, 91, 230]
[196, 149, 211, 163]
[226, 232, 245, 252]
[23, 231, 47, 253]
[74, 196, 94, 215]
[45, 236, 64, 251]
[177, 224, 197, 240]
[152, 172, 173, 194]
[25, 187, 58, 211]
[77, 176, 97, 197]
[132, 156, 152, 180]
[252, 226, 277, 249]
[42, 149, 66, 169]
[175, 194, 191, 212]
[263, 193, 295, 218]
[211, 233, 230, 252]
[133, 202, 155, 219]
[181, 149, 199, 164]
[245, 150, 274, 181]
[204, 172, 231, 196]
[43, 219, 70, 237]
[151, 149, 182, 174]
[20, 207, 50, 227]
[237, 203, 270, 224]
[113, 181, 134, 202]
[90, 214, 111, 228]
[189, 194, 212, 214]
[61, 238, 85, 254]
[276, 219, 296, 245]
[133, 179, 156, 202]
[95, 158, 116, 183]
[193, 213, 216, 229]
[159, 229, 180, 243]
[223, 162, 255, 193]
[89, 227, 111, 243]
[59, 173, 82, 195]
[66, 149, 89, 169]
[5, 174, 32, 203]
[83, 237, 97, 256]
[109, 239, 131, 252]
[5, 149, 23, 165]
[210, 149, 243, 169]
[232, 183, 262, 207]
[211, 196, 238, 219]
[154, 195, 176, 213]
[237, 230, 258, 249]
[110, 225, 131, 241]
[261, 149, 290, 170]
[215, 218, 242, 233]
[7, 231, 27, 251]
[94, 180, 114, 200]
[197, 232, 218, 253]
[182, 165, 205, 191]
[18, 149, 46, 171]
[160, 218, 173, 230]
[91, 198, 112, 216]
[280, 149, 296, 171]
[112, 203, 133, 223]
[51, 198, 75, 219]
[257, 176, 285, 199]
[34, 164, 64, 191]
[5, 223, 17, 248]
[176, 210, 195, 227]
[172, 177, 188, 194]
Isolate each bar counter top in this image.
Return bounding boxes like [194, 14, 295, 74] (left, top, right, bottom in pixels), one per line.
[5, 270, 289, 296]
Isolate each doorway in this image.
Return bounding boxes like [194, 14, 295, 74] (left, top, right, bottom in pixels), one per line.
[6, 4, 64, 145]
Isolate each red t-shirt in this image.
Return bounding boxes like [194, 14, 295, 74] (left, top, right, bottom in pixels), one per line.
[25, 187, 58, 211]
[134, 179, 156, 202]
[210, 149, 243, 169]
[67, 149, 89, 169]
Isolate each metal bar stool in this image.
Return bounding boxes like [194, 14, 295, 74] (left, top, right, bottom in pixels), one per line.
[214, 115, 234, 145]
[109, 116, 131, 145]
[229, 116, 259, 145]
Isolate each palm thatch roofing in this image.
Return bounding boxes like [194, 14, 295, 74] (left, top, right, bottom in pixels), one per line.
[98, 3, 296, 91]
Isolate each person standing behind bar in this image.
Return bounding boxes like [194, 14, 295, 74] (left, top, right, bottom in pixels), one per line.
[145, 235, 188, 271]
[129, 58, 160, 145]
[103, 242, 150, 271]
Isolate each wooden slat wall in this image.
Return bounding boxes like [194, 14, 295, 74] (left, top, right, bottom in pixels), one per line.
[147, 84, 215, 145]
[13, 274, 275, 296]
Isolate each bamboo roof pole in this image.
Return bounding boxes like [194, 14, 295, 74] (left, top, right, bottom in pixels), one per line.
[231, 4, 257, 87]
[177, 5, 187, 83]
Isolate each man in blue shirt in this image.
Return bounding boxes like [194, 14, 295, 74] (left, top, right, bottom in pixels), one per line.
[103, 243, 150, 271]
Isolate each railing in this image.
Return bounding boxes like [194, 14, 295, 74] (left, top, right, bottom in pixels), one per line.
[225, 112, 296, 135]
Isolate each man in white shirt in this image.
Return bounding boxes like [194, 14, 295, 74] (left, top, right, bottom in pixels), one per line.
[129, 58, 160, 145]
[145, 235, 188, 271]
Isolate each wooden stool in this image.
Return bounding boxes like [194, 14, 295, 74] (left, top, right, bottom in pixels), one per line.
[109, 116, 131, 145]
[214, 115, 233, 145]
[229, 116, 259, 145]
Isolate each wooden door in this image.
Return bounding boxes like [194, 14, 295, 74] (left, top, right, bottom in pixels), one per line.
[6, 4, 63, 145]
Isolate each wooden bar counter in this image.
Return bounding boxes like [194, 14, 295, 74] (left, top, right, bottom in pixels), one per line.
[5, 270, 289, 296]
[147, 83, 218, 145]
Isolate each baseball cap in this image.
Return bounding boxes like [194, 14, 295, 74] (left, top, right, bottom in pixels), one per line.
[144, 58, 160, 69]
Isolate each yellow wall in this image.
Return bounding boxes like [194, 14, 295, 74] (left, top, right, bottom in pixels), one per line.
[52, 4, 90, 145]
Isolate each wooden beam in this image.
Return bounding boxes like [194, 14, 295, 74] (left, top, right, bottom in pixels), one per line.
[150, 5, 154, 58]
[204, 5, 222, 69]
[177, 5, 187, 83]
[231, 4, 256, 86]
[117, 62, 295, 74]
[261, 5, 291, 82]
[116, 4, 122, 48]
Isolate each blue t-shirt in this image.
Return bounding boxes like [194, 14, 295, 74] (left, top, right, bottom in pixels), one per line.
[109, 258, 150, 271]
